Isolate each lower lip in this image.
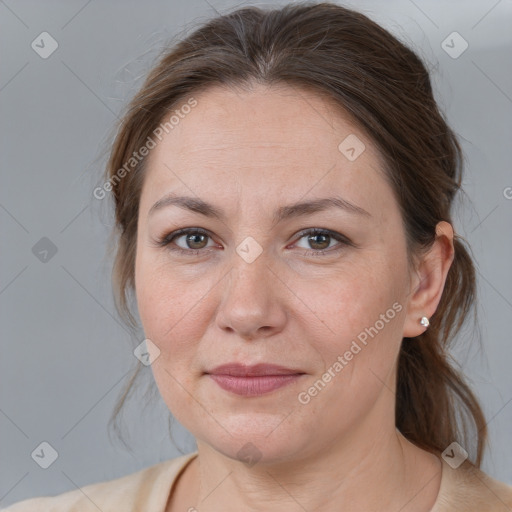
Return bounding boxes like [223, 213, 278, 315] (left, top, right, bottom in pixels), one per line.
[208, 374, 304, 396]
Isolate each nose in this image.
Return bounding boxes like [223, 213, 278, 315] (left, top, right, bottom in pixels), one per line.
[215, 255, 287, 341]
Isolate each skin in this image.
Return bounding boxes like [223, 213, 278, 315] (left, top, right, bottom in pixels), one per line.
[134, 83, 454, 511]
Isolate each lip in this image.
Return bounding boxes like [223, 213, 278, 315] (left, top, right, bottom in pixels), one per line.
[206, 363, 304, 377]
[205, 363, 306, 397]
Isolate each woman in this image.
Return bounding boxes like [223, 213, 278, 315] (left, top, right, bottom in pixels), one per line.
[6, 2, 512, 511]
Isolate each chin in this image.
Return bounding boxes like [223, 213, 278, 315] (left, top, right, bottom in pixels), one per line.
[196, 420, 308, 466]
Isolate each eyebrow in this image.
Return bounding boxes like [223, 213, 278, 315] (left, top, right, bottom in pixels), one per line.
[148, 194, 371, 224]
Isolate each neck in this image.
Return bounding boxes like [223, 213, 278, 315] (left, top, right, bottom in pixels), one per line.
[186, 417, 442, 511]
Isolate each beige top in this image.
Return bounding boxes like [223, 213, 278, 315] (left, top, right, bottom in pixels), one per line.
[4, 451, 512, 511]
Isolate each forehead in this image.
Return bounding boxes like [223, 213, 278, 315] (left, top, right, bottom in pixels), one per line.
[140, 83, 391, 218]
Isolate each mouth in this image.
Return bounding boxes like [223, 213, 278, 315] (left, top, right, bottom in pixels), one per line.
[205, 363, 306, 396]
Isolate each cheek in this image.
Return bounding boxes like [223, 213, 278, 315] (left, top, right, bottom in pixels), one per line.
[134, 250, 214, 364]
[135, 254, 208, 419]
[135, 249, 178, 332]
[296, 252, 406, 395]
[299, 256, 403, 343]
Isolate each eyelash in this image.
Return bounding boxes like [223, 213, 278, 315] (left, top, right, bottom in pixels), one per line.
[156, 227, 352, 257]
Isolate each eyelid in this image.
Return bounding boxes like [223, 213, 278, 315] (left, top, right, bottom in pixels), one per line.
[157, 227, 353, 256]
[290, 228, 353, 256]
[157, 227, 217, 249]
[292, 227, 352, 245]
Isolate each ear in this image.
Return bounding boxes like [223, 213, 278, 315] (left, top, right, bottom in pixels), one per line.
[403, 221, 455, 337]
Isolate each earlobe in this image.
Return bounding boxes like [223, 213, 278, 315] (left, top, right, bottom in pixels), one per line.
[402, 221, 454, 338]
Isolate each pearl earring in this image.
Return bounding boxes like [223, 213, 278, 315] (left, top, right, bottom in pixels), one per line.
[420, 316, 430, 328]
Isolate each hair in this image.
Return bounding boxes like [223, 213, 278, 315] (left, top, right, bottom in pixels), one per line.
[104, 1, 487, 465]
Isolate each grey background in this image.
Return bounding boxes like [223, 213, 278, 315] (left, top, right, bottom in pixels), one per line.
[1, 0, 511, 506]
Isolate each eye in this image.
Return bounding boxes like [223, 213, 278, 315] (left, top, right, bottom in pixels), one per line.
[157, 228, 217, 256]
[156, 227, 353, 257]
[292, 228, 352, 256]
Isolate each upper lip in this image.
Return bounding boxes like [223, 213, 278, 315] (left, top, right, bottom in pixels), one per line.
[206, 363, 305, 377]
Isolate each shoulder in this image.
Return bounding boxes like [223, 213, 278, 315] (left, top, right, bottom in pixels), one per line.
[2, 452, 198, 512]
[434, 455, 512, 512]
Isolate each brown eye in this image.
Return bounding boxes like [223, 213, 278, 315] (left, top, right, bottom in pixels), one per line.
[182, 232, 209, 250]
[294, 228, 352, 256]
[158, 228, 215, 255]
[307, 232, 331, 251]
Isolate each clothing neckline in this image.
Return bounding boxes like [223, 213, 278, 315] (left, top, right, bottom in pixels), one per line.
[162, 451, 199, 511]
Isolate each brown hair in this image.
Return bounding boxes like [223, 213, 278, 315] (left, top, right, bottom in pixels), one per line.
[104, 1, 487, 464]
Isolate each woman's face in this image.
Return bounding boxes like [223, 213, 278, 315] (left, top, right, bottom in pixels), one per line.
[135, 83, 421, 464]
